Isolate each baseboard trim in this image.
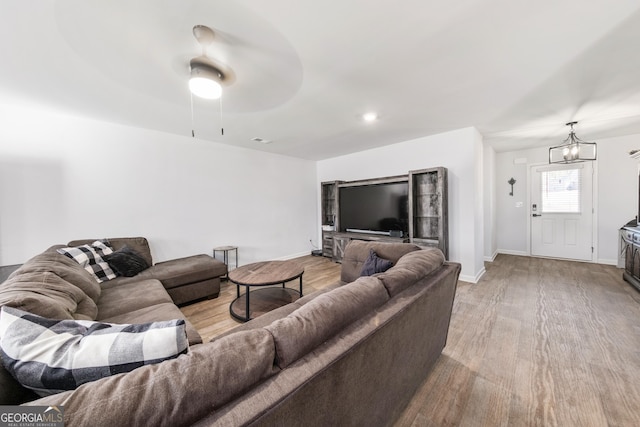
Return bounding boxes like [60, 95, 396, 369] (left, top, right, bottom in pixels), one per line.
[275, 251, 312, 261]
[459, 266, 486, 284]
[484, 251, 498, 262]
[496, 249, 529, 257]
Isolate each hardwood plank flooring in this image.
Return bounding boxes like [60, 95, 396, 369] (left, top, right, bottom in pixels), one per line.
[180, 255, 341, 342]
[180, 254, 640, 426]
[395, 255, 640, 427]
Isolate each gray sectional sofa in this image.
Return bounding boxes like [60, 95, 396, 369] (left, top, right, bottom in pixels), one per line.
[1, 240, 460, 426]
[0, 237, 227, 405]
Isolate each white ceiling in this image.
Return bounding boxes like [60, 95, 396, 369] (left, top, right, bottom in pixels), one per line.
[2, 0, 640, 160]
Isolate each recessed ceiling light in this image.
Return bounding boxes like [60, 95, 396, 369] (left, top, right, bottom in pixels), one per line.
[363, 112, 378, 123]
[251, 137, 272, 144]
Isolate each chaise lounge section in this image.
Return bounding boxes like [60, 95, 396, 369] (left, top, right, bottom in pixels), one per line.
[67, 237, 227, 305]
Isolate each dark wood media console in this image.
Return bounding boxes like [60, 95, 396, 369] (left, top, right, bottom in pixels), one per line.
[323, 231, 409, 263]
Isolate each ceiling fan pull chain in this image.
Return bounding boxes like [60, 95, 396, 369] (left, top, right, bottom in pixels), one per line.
[219, 95, 224, 136]
[190, 91, 195, 138]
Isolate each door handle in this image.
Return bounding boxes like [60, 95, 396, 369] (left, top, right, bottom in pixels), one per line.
[532, 213, 542, 217]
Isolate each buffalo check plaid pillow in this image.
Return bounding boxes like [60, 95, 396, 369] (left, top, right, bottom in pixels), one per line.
[0, 306, 189, 397]
[56, 240, 117, 282]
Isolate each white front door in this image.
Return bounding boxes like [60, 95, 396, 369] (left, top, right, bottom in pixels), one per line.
[530, 163, 594, 261]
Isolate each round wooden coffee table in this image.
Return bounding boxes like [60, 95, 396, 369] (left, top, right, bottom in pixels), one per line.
[228, 260, 304, 322]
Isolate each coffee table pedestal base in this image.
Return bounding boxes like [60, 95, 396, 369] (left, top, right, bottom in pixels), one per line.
[230, 287, 300, 322]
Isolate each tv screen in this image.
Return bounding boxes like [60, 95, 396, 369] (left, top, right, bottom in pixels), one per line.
[339, 182, 409, 234]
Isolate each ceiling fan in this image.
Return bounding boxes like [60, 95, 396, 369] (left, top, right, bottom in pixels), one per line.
[188, 25, 234, 100]
[188, 25, 235, 137]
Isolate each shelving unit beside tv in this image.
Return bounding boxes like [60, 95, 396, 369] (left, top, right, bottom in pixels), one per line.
[321, 181, 343, 257]
[408, 167, 448, 258]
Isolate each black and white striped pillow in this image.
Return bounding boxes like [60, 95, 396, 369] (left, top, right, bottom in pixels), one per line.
[56, 240, 117, 282]
[0, 306, 189, 396]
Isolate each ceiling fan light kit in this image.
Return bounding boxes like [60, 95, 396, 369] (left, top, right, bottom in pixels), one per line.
[189, 25, 226, 100]
[363, 112, 378, 123]
[189, 61, 223, 99]
[549, 121, 597, 164]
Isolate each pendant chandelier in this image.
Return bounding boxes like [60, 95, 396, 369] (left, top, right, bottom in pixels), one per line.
[549, 121, 597, 164]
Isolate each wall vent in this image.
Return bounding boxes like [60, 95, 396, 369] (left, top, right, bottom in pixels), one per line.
[251, 137, 272, 144]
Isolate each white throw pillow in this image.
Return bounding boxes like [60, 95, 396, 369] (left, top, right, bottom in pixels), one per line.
[56, 240, 117, 283]
[0, 306, 189, 396]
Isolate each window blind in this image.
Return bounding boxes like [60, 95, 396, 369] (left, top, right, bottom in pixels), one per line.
[541, 167, 581, 213]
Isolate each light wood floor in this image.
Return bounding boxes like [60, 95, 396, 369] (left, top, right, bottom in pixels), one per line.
[181, 254, 640, 427]
[180, 255, 341, 342]
[397, 254, 640, 427]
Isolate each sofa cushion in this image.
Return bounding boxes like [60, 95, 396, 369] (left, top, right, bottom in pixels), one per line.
[375, 248, 445, 297]
[0, 271, 97, 320]
[212, 283, 341, 343]
[98, 302, 202, 346]
[360, 249, 394, 276]
[57, 241, 117, 283]
[31, 329, 277, 427]
[96, 279, 172, 320]
[340, 240, 421, 283]
[264, 276, 389, 368]
[164, 277, 220, 306]
[134, 255, 227, 289]
[9, 247, 102, 304]
[0, 306, 188, 397]
[68, 237, 153, 267]
[102, 245, 150, 277]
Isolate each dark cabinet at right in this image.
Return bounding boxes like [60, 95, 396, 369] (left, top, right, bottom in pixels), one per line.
[621, 226, 640, 292]
[408, 167, 448, 259]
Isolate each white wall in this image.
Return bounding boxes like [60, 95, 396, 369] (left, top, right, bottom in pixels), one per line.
[317, 127, 485, 283]
[596, 134, 639, 263]
[495, 148, 541, 256]
[0, 103, 318, 266]
[494, 133, 640, 264]
[483, 143, 497, 261]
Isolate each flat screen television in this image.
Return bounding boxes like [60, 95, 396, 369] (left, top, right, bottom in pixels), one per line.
[339, 181, 409, 235]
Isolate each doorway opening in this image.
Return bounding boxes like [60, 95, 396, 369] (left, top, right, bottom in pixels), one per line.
[529, 162, 595, 261]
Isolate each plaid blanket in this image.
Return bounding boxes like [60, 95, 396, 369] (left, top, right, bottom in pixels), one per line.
[0, 306, 188, 396]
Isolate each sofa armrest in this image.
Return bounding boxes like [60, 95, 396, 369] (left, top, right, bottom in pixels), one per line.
[24, 329, 278, 427]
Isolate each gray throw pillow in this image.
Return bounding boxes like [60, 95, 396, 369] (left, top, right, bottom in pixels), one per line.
[360, 249, 393, 276]
[103, 245, 150, 277]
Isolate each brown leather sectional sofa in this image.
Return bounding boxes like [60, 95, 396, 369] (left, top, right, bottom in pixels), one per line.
[1, 240, 460, 426]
